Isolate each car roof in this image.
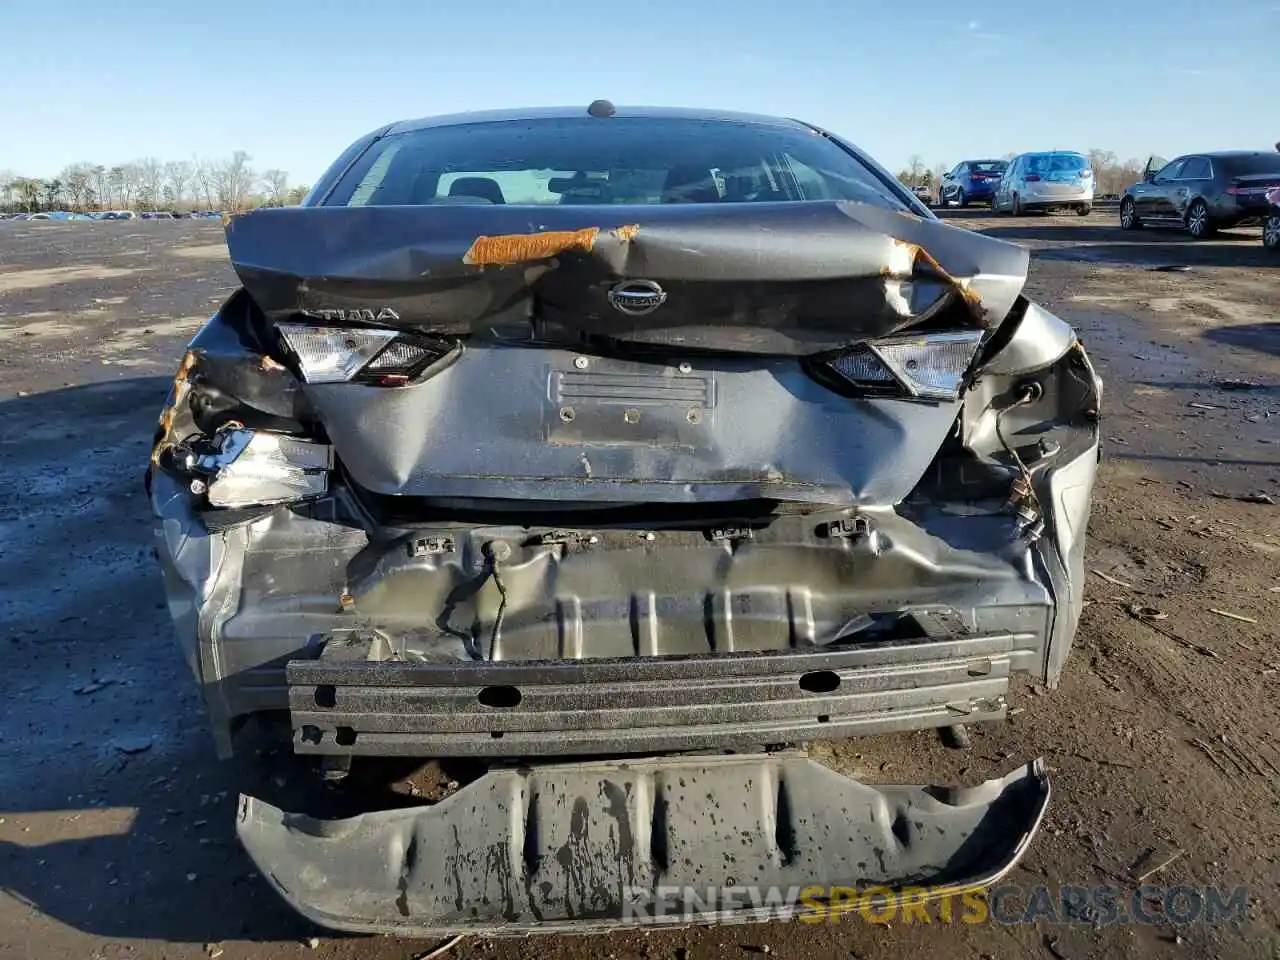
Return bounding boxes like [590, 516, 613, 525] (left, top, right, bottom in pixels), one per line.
[386, 104, 813, 136]
[1017, 150, 1086, 157]
[1188, 150, 1278, 159]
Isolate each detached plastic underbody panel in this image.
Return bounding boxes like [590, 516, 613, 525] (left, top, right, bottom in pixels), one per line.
[237, 753, 1049, 936]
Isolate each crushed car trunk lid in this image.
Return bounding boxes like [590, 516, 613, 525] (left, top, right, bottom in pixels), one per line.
[237, 752, 1049, 936]
[224, 201, 1029, 355]
[219, 202, 1032, 505]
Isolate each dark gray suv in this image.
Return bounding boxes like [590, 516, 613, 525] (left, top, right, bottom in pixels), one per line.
[1120, 150, 1280, 237]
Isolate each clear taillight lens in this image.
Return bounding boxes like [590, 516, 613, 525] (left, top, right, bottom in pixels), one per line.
[276, 324, 398, 383]
[275, 324, 451, 385]
[194, 429, 331, 508]
[825, 330, 984, 401]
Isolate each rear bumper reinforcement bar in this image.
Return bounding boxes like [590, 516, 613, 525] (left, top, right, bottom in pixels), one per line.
[287, 632, 1034, 757]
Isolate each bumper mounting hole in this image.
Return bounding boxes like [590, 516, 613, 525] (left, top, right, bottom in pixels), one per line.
[478, 685, 523, 709]
[799, 670, 841, 694]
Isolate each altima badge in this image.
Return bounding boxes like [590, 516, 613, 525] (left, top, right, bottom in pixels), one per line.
[608, 279, 667, 316]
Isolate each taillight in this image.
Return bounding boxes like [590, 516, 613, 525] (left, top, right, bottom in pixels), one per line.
[823, 330, 984, 401]
[1225, 186, 1241, 196]
[276, 324, 452, 385]
[1024, 174, 1042, 182]
[188, 427, 332, 508]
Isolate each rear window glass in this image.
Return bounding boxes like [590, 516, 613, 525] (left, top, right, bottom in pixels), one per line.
[324, 117, 910, 210]
[1221, 154, 1280, 176]
[1025, 154, 1089, 173]
[971, 161, 1006, 173]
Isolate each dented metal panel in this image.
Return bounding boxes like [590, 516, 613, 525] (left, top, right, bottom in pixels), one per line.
[223, 201, 1029, 355]
[237, 754, 1049, 936]
[303, 345, 962, 504]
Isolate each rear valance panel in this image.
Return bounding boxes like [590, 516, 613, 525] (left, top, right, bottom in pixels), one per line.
[225, 201, 1029, 355]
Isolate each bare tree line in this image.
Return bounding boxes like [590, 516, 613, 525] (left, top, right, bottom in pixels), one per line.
[895, 149, 1156, 197]
[0, 152, 309, 213]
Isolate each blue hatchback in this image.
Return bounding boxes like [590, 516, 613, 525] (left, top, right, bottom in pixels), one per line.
[938, 159, 1007, 207]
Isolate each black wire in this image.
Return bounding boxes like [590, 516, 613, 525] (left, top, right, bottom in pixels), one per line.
[487, 559, 508, 662]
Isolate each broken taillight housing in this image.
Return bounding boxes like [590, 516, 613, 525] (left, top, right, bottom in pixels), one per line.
[823, 330, 984, 401]
[276, 324, 450, 385]
[192, 428, 332, 508]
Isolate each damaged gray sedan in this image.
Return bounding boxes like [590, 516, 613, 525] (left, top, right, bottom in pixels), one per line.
[148, 104, 1101, 936]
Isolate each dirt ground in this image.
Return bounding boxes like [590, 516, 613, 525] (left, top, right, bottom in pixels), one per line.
[1, 211, 1277, 960]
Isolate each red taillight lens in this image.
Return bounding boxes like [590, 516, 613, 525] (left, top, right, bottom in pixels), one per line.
[1225, 186, 1241, 196]
[1024, 174, 1041, 182]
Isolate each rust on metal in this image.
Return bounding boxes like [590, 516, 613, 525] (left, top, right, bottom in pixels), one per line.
[883, 238, 984, 316]
[912, 245, 983, 312]
[151, 350, 198, 465]
[462, 224, 639, 266]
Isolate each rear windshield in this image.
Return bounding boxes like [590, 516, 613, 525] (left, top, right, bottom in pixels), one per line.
[323, 117, 911, 210]
[1221, 154, 1280, 176]
[971, 161, 1006, 173]
[1025, 154, 1089, 173]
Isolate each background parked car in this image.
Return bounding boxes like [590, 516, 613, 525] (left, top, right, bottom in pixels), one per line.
[994, 151, 1094, 216]
[1120, 151, 1280, 238]
[1264, 186, 1280, 252]
[937, 159, 1005, 207]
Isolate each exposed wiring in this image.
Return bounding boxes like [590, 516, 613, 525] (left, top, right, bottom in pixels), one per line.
[489, 563, 508, 661]
[995, 384, 1043, 530]
[483, 542, 510, 661]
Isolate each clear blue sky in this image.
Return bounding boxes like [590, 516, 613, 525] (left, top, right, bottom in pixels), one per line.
[3, 0, 1278, 185]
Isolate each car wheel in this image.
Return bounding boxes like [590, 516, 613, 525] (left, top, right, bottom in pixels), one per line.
[1186, 199, 1213, 238]
[1076, 203, 1092, 217]
[1119, 197, 1141, 230]
[1265, 214, 1280, 252]
[957, 189, 968, 208]
[1011, 192, 1022, 216]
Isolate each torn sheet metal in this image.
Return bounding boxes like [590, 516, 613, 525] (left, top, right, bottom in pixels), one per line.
[224, 201, 1029, 356]
[236, 753, 1049, 936]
